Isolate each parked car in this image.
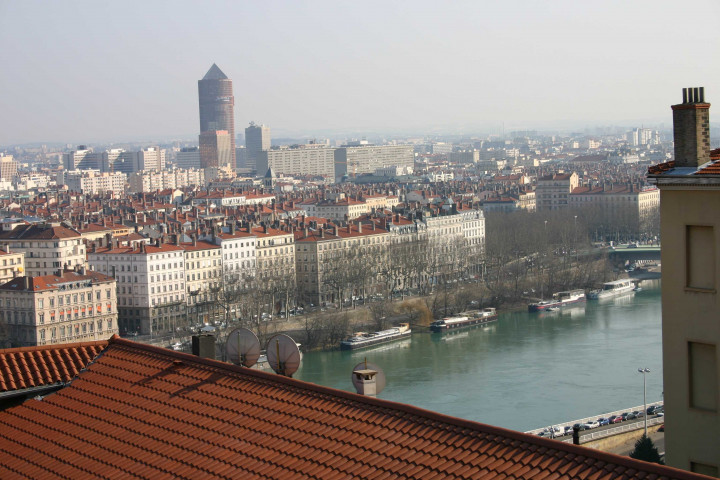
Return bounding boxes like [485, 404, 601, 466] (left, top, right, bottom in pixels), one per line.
[609, 415, 623, 424]
[647, 405, 664, 415]
[658, 424, 664, 432]
[597, 417, 610, 426]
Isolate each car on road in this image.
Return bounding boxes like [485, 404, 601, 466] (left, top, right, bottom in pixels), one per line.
[609, 415, 623, 424]
[597, 417, 610, 426]
[572, 423, 589, 431]
[625, 412, 638, 420]
[647, 405, 664, 415]
[564, 426, 574, 436]
[584, 421, 600, 429]
[633, 410, 645, 418]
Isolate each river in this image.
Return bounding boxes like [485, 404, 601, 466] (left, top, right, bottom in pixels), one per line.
[294, 279, 663, 432]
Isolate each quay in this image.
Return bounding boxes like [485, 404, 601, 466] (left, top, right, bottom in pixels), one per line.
[526, 401, 664, 444]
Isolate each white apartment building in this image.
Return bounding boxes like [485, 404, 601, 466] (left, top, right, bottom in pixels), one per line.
[88, 241, 186, 336]
[63, 146, 103, 171]
[0, 269, 118, 347]
[180, 239, 222, 325]
[251, 225, 296, 283]
[0, 246, 25, 284]
[258, 146, 336, 178]
[14, 174, 52, 191]
[334, 144, 414, 178]
[0, 223, 86, 277]
[127, 168, 205, 193]
[58, 170, 126, 197]
[200, 227, 257, 285]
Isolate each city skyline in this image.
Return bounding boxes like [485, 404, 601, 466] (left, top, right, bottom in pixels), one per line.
[1, 0, 718, 145]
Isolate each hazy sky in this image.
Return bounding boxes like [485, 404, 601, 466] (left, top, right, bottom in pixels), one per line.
[1, 0, 718, 145]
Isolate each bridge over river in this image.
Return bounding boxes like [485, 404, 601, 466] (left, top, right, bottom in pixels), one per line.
[607, 245, 661, 265]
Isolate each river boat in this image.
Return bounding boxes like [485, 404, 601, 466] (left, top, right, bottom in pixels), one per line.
[430, 308, 498, 332]
[340, 323, 411, 350]
[588, 279, 635, 299]
[528, 289, 586, 312]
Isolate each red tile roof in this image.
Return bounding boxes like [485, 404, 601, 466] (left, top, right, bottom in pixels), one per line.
[0, 340, 107, 392]
[0, 223, 81, 240]
[0, 336, 706, 479]
[0, 270, 115, 292]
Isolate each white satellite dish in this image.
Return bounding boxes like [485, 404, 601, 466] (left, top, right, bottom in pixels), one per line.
[226, 328, 261, 368]
[351, 360, 386, 396]
[266, 334, 301, 377]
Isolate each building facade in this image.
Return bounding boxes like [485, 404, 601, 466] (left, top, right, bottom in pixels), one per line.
[0, 155, 19, 180]
[535, 172, 579, 211]
[0, 223, 86, 277]
[88, 242, 186, 336]
[334, 144, 414, 179]
[0, 246, 25, 284]
[245, 122, 271, 172]
[258, 145, 334, 178]
[648, 87, 719, 476]
[0, 269, 118, 347]
[199, 130, 233, 170]
[58, 170, 126, 197]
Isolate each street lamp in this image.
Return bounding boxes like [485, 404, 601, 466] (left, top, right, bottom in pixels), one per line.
[638, 367, 650, 436]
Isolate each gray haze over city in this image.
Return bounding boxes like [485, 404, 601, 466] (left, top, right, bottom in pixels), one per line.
[1, 0, 719, 145]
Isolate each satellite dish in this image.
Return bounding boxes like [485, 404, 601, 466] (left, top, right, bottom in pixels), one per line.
[226, 328, 261, 367]
[351, 360, 386, 396]
[266, 334, 301, 377]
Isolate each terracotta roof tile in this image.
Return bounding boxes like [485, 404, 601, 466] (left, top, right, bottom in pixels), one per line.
[0, 341, 107, 392]
[0, 337, 709, 479]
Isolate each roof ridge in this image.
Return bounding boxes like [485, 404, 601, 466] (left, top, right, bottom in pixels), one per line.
[0, 340, 109, 355]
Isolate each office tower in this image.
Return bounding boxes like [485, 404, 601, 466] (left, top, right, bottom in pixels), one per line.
[333, 144, 414, 179]
[198, 64, 235, 168]
[63, 146, 104, 171]
[199, 130, 232, 169]
[176, 147, 202, 170]
[245, 122, 271, 172]
[0, 155, 19, 180]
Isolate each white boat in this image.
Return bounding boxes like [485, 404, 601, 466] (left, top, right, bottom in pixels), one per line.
[430, 308, 498, 332]
[528, 290, 586, 312]
[588, 279, 635, 299]
[340, 323, 412, 350]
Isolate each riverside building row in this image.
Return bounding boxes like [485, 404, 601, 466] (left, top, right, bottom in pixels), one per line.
[0, 202, 485, 341]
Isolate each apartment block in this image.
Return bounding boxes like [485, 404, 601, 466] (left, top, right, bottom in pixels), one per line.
[0, 269, 118, 347]
[535, 172, 579, 211]
[88, 241, 186, 336]
[58, 170, 126, 197]
[0, 223, 86, 277]
[0, 246, 25, 284]
[258, 146, 335, 178]
[334, 144, 414, 178]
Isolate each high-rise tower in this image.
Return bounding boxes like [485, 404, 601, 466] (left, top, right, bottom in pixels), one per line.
[245, 122, 271, 172]
[198, 64, 235, 169]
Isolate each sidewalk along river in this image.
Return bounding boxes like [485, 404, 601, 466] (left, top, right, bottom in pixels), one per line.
[294, 279, 663, 432]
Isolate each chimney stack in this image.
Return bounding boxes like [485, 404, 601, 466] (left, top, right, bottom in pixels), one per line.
[673, 87, 711, 168]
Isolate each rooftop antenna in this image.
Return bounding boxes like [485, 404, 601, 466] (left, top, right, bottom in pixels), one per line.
[226, 328, 261, 368]
[351, 359, 386, 397]
[266, 334, 301, 377]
